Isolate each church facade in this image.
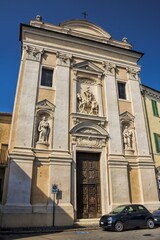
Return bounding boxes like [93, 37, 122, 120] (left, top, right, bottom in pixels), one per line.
[0, 17, 159, 227]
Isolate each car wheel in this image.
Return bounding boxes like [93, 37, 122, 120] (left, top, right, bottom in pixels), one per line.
[147, 219, 155, 229]
[115, 221, 124, 232]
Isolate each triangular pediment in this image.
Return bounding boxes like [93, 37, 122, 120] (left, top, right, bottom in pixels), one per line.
[36, 99, 55, 111]
[73, 61, 103, 74]
[120, 111, 134, 123]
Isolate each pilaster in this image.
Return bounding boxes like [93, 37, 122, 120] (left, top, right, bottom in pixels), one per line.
[53, 52, 72, 150]
[103, 62, 123, 155]
[15, 45, 44, 148]
[127, 68, 149, 156]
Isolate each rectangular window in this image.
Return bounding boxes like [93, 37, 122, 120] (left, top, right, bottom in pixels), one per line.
[40, 68, 53, 87]
[118, 82, 126, 99]
[151, 100, 159, 117]
[154, 133, 160, 153]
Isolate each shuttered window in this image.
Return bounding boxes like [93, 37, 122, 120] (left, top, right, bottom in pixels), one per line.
[154, 133, 160, 153]
[151, 100, 159, 117]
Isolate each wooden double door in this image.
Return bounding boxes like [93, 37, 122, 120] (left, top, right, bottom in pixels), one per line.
[76, 152, 101, 219]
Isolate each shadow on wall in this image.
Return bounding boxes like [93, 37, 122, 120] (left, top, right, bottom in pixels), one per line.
[0, 159, 74, 228]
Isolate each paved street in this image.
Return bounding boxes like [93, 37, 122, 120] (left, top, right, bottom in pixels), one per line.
[0, 227, 160, 240]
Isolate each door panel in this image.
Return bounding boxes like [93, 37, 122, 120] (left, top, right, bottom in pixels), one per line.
[77, 152, 101, 219]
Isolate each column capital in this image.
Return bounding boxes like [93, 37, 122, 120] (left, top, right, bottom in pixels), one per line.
[126, 67, 140, 80]
[56, 51, 72, 67]
[24, 45, 44, 61]
[102, 61, 116, 76]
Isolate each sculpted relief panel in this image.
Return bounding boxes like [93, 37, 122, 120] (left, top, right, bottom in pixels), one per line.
[77, 86, 99, 115]
[77, 136, 102, 148]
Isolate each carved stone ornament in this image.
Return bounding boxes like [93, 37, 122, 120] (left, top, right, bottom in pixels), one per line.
[103, 61, 116, 76]
[24, 45, 44, 61]
[73, 60, 104, 74]
[70, 122, 109, 149]
[126, 67, 140, 80]
[77, 87, 99, 115]
[77, 136, 102, 148]
[79, 79, 96, 85]
[79, 128, 99, 134]
[56, 51, 72, 66]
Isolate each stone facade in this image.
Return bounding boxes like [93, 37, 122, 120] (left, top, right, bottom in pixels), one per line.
[0, 17, 159, 227]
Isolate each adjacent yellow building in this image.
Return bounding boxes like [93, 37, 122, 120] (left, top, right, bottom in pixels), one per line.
[141, 85, 160, 189]
[0, 113, 12, 203]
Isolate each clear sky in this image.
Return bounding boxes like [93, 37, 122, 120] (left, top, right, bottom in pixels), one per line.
[0, 0, 160, 113]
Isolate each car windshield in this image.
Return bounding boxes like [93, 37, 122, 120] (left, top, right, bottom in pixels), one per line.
[110, 205, 126, 214]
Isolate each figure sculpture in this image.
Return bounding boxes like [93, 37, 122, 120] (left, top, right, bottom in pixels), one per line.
[123, 126, 133, 150]
[38, 116, 50, 143]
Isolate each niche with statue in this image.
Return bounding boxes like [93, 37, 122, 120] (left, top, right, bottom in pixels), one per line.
[120, 111, 136, 155]
[33, 99, 55, 149]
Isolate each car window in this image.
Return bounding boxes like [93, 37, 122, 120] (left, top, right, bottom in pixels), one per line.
[137, 205, 145, 211]
[110, 205, 126, 214]
[125, 206, 136, 213]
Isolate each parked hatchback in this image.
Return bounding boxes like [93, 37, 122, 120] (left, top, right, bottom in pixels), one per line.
[153, 207, 160, 225]
[99, 204, 155, 232]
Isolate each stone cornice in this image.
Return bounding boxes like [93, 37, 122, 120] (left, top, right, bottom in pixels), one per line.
[21, 24, 143, 62]
[142, 85, 160, 100]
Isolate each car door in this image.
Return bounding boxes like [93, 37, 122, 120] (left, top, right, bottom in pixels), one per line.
[136, 205, 149, 226]
[123, 206, 138, 228]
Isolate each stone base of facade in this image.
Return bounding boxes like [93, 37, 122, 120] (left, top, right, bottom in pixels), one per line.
[0, 204, 74, 228]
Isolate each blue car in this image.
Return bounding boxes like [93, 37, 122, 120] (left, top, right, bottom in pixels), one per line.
[153, 207, 160, 225]
[99, 204, 155, 232]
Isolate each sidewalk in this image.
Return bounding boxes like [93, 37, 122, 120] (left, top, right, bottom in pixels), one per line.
[0, 223, 100, 235]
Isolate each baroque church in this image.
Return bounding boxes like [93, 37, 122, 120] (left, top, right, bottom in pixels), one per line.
[0, 16, 159, 227]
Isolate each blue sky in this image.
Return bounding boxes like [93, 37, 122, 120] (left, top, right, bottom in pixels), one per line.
[0, 0, 160, 112]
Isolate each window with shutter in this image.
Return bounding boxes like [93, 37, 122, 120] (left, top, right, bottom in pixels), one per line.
[151, 100, 159, 117]
[154, 133, 160, 153]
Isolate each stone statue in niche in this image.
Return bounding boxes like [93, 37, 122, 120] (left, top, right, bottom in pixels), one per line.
[38, 116, 50, 143]
[122, 126, 133, 150]
[77, 87, 98, 115]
